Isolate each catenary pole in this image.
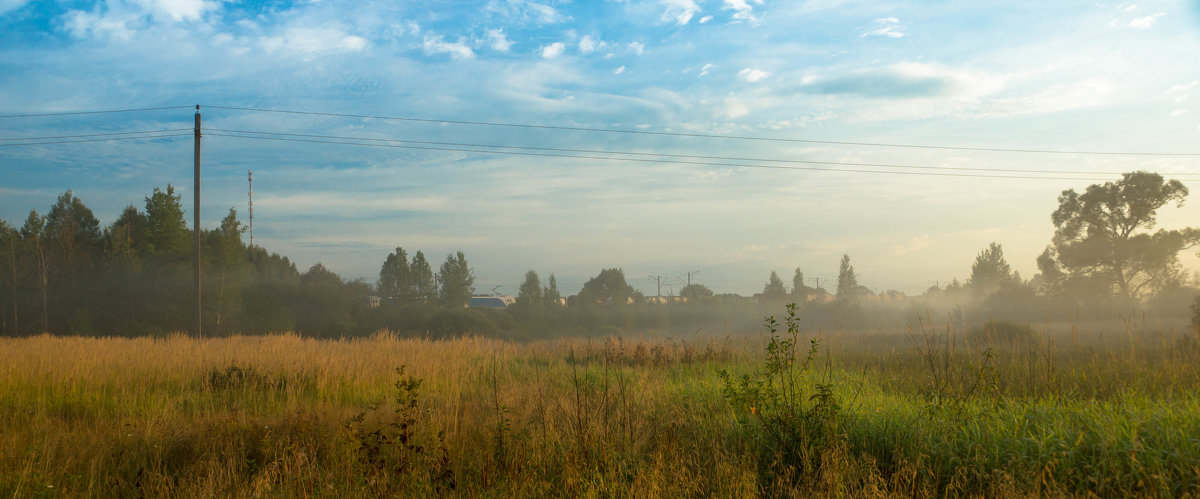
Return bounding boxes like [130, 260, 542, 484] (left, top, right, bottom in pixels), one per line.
[194, 105, 202, 337]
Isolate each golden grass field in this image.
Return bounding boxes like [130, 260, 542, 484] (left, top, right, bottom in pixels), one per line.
[3, 314, 1200, 497]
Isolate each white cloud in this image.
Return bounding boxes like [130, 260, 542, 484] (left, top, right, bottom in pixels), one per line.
[861, 17, 905, 38]
[721, 97, 748, 118]
[423, 34, 475, 59]
[984, 77, 1115, 117]
[62, 10, 138, 40]
[541, 41, 565, 58]
[724, 0, 761, 22]
[0, 0, 32, 16]
[614, 65, 626, 75]
[660, 0, 700, 25]
[487, 0, 566, 24]
[629, 41, 645, 55]
[485, 28, 512, 51]
[1170, 109, 1189, 118]
[526, 2, 563, 23]
[738, 68, 770, 82]
[259, 27, 369, 55]
[1128, 12, 1164, 28]
[699, 63, 713, 77]
[579, 35, 600, 54]
[699, 15, 713, 23]
[1167, 81, 1198, 94]
[129, 0, 218, 22]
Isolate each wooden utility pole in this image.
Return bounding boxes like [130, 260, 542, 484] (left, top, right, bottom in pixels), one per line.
[648, 275, 666, 297]
[193, 105, 202, 337]
[248, 169, 254, 247]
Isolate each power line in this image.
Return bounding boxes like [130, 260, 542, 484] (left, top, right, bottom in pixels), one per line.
[204, 131, 1152, 181]
[203, 104, 1200, 157]
[0, 105, 194, 118]
[205, 127, 1200, 178]
[0, 128, 192, 141]
[0, 132, 193, 147]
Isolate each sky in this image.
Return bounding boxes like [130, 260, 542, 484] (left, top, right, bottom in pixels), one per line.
[1, 0, 1200, 297]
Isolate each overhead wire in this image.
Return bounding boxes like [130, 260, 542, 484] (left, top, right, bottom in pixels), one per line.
[202, 104, 1200, 157]
[0, 132, 193, 147]
[205, 127, 1200, 178]
[205, 131, 1139, 181]
[0, 105, 194, 118]
[0, 128, 192, 141]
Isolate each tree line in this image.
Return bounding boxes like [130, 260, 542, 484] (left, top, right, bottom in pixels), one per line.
[1, 171, 1197, 338]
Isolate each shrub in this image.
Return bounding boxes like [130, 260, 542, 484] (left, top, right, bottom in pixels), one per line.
[719, 303, 844, 491]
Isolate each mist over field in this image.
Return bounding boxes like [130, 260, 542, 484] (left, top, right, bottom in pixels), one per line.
[4, 0, 1200, 496]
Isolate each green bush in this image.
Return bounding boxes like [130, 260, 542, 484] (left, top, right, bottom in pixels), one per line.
[719, 303, 844, 490]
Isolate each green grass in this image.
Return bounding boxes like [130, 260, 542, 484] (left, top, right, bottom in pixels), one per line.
[1, 319, 1199, 497]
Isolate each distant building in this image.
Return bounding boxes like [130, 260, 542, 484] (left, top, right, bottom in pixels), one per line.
[469, 295, 516, 309]
[366, 296, 381, 309]
[647, 296, 688, 304]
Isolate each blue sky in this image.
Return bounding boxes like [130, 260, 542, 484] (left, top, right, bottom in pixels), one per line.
[2, 0, 1199, 296]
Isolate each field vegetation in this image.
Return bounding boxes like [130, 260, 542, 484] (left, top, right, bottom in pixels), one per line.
[3, 308, 1199, 497]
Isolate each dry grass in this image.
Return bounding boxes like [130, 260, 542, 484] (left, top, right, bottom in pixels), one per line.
[1, 321, 1199, 497]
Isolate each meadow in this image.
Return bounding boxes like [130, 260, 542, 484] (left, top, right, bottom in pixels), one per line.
[2, 309, 1200, 497]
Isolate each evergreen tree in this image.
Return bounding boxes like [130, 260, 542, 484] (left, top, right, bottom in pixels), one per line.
[762, 271, 786, 301]
[21, 211, 49, 332]
[515, 270, 544, 321]
[969, 242, 1018, 297]
[410, 251, 437, 303]
[142, 185, 189, 256]
[791, 267, 808, 300]
[544, 273, 561, 307]
[836, 254, 859, 300]
[0, 220, 19, 335]
[438, 251, 474, 308]
[378, 246, 412, 301]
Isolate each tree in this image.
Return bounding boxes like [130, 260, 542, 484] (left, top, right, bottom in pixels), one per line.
[515, 270, 544, 321]
[1040, 171, 1200, 299]
[680, 283, 714, 301]
[790, 267, 809, 300]
[762, 271, 786, 302]
[142, 185, 190, 256]
[579, 268, 634, 306]
[45, 190, 101, 276]
[438, 251, 474, 308]
[969, 242, 1019, 297]
[836, 254, 858, 300]
[105, 210, 141, 323]
[543, 273, 561, 307]
[208, 209, 249, 334]
[410, 251, 437, 303]
[0, 220, 20, 335]
[45, 191, 102, 333]
[21, 211, 49, 332]
[378, 246, 412, 302]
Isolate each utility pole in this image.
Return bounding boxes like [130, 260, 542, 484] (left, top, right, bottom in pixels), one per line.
[648, 275, 666, 297]
[810, 277, 820, 291]
[193, 105, 202, 337]
[684, 270, 699, 287]
[248, 169, 254, 247]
